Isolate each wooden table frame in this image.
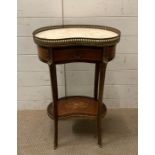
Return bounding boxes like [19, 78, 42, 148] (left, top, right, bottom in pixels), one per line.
[36, 45, 116, 149]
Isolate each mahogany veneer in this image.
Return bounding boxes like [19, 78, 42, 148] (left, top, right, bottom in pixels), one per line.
[47, 96, 107, 119]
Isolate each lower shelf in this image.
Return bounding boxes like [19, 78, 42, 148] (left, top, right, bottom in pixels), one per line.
[47, 96, 107, 119]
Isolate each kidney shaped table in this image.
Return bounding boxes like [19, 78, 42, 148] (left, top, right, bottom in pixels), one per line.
[33, 25, 121, 149]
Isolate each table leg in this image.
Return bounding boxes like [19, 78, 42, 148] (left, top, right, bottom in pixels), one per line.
[94, 62, 100, 100]
[97, 62, 107, 147]
[49, 64, 58, 149]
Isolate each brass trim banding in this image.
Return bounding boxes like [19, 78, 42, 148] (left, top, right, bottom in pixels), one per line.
[33, 25, 121, 47]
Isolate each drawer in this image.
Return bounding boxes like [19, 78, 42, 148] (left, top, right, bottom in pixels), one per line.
[53, 47, 103, 63]
[37, 46, 116, 64]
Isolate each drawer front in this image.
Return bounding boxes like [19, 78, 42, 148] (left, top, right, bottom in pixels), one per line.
[53, 47, 103, 63]
[36, 46, 116, 64]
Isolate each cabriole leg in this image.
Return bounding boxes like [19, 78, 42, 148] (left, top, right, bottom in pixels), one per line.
[94, 62, 100, 100]
[49, 64, 58, 149]
[97, 62, 107, 147]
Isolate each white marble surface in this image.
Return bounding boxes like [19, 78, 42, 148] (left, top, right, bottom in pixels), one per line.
[35, 28, 118, 39]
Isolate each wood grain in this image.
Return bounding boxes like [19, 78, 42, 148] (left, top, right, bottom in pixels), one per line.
[53, 47, 103, 63]
[47, 96, 107, 119]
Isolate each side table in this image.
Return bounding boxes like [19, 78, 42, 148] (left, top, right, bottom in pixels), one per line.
[33, 25, 121, 149]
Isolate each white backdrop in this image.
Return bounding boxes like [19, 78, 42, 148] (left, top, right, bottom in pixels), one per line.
[17, 0, 138, 109]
